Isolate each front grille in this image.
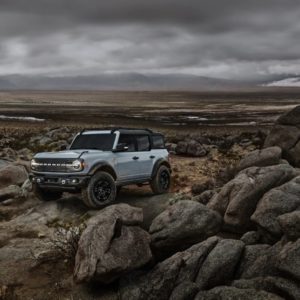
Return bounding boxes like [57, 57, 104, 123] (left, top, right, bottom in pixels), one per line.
[33, 158, 74, 172]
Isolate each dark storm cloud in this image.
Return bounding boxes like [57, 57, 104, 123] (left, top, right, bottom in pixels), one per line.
[0, 0, 299, 79]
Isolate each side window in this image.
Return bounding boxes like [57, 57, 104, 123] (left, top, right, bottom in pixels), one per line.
[136, 135, 150, 151]
[152, 135, 165, 149]
[118, 134, 136, 152]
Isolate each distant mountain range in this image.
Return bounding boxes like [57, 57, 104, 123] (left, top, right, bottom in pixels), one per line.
[0, 73, 299, 90]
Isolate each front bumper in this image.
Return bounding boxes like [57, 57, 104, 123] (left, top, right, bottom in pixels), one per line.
[29, 173, 90, 191]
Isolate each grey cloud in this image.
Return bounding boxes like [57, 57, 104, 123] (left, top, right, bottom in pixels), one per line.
[0, 0, 299, 80]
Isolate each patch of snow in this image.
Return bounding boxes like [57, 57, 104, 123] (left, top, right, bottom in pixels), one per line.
[0, 115, 45, 122]
[264, 77, 300, 87]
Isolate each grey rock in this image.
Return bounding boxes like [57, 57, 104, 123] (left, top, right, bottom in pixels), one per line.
[240, 240, 284, 279]
[0, 185, 21, 201]
[186, 141, 207, 157]
[232, 277, 300, 300]
[74, 204, 152, 283]
[169, 281, 199, 300]
[251, 176, 300, 240]
[275, 238, 300, 281]
[208, 164, 297, 232]
[264, 106, 300, 166]
[20, 178, 32, 198]
[175, 141, 188, 155]
[0, 159, 9, 168]
[119, 237, 219, 300]
[150, 200, 222, 255]
[237, 146, 282, 171]
[175, 140, 207, 157]
[236, 244, 270, 278]
[0, 164, 28, 188]
[195, 286, 283, 300]
[191, 179, 214, 196]
[240, 231, 262, 245]
[192, 190, 216, 205]
[278, 210, 300, 240]
[277, 105, 300, 126]
[196, 239, 245, 289]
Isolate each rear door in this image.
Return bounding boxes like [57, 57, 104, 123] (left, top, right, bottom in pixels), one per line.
[135, 134, 153, 177]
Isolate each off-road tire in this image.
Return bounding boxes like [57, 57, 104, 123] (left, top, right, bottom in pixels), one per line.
[33, 183, 63, 201]
[150, 165, 171, 194]
[81, 171, 116, 208]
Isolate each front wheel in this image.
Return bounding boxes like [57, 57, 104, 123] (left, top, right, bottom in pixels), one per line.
[81, 171, 116, 208]
[150, 165, 171, 194]
[33, 183, 63, 201]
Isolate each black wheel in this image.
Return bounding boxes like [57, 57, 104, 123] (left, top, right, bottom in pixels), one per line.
[33, 183, 63, 201]
[150, 165, 171, 194]
[81, 171, 116, 208]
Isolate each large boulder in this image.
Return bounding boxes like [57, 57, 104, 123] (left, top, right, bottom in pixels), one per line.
[195, 286, 283, 300]
[208, 164, 297, 232]
[232, 277, 300, 300]
[0, 164, 28, 188]
[236, 244, 270, 278]
[278, 210, 300, 240]
[251, 176, 300, 240]
[195, 239, 245, 289]
[149, 200, 222, 255]
[175, 140, 207, 157]
[119, 237, 219, 300]
[239, 238, 300, 281]
[74, 204, 152, 283]
[186, 141, 207, 157]
[236, 146, 282, 171]
[275, 238, 300, 281]
[264, 105, 300, 166]
[0, 185, 21, 201]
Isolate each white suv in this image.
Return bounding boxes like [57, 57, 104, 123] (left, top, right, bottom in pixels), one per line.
[30, 128, 171, 208]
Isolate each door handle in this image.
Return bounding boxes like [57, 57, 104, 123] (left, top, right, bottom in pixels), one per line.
[150, 155, 155, 159]
[132, 156, 139, 160]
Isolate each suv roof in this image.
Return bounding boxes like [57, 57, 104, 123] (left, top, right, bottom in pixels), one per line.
[80, 127, 162, 136]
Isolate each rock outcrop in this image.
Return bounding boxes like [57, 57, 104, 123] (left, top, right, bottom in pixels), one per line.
[74, 204, 152, 283]
[251, 176, 300, 240]
[208, 164, 297, 232]
[149, 200, 222, 255]
[0, 163, 28, 188]
[236, 146, 282, 172]
[264, 105, 300, 167]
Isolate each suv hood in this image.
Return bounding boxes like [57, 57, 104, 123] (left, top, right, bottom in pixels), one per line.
[34, 149, 105, 160]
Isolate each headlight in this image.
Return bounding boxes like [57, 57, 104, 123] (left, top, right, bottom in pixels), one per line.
[31, 159, 38, 170]
[70, 159, 84, 171]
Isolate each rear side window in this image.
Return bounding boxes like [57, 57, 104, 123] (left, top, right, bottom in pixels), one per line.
[152, 135, 165, 149]
[136, 135, 150, 151]
[118, 134, 136, 151]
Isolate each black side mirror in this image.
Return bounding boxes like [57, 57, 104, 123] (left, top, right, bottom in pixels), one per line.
[113, 143, 129, 152]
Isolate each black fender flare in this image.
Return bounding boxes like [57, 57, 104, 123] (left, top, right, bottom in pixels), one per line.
[88, 162, 117, 180]
[151, 159, 171, 179]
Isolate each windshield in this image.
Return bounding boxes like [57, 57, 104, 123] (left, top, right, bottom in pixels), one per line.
[70, 133, 116, 151]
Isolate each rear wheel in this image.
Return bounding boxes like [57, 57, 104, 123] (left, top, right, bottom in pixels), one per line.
[81, 171, 116, 208]
[33, 183, 63, 201]
[150, 165, 171, 194]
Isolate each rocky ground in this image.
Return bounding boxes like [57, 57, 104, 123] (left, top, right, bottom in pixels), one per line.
[0, 107, 300, 299]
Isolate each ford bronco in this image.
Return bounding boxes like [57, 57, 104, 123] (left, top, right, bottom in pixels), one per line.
[30, 128, 171, 208]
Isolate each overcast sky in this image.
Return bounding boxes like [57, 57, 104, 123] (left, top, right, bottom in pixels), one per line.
[0, 0, 299, 80]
